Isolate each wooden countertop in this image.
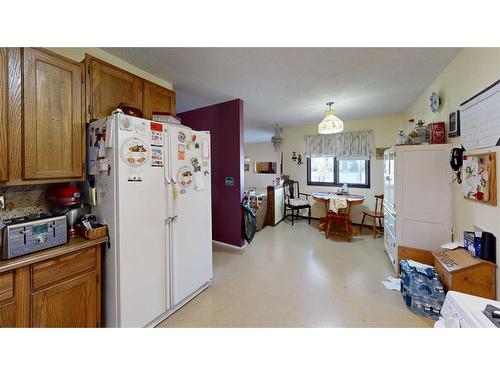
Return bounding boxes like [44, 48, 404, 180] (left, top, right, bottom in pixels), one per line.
[0, 235, 108, 274]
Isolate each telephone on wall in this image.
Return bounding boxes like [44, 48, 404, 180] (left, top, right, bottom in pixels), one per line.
[450, 147, 464, 183]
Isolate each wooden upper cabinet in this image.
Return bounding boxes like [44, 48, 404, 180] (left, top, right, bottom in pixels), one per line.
[87, 56, 143, 120]
[0, 49, 8, 182]
[23, 48, 84, 180]
[143, 80, 176, 119]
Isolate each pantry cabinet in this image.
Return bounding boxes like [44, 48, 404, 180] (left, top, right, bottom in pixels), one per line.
[0, 48, 85, 185]
[143, 80, 176, 119]
[0, 238, 105, 328]
[86, 55, 143, 121]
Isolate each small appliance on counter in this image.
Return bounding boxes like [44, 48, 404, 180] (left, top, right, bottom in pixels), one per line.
[0, 213, 68, 260]
[46, 186, 89, 236]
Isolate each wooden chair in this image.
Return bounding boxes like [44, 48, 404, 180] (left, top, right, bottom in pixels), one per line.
[324, 201, 354, 242]
[283, 180, 311, 225]
[360, 194, 384, 238]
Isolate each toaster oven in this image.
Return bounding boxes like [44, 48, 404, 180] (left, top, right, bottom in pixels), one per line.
[0, 213, 68, 260]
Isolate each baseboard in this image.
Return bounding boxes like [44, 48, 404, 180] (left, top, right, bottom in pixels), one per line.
[149, 280, 213, 327]
[212, 240, 246, 251]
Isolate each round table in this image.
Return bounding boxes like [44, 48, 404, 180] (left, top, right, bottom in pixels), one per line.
[311, 192, 365, 239]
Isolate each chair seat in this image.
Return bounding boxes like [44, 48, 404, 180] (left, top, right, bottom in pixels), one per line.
[363, 210, 384, 218]
[288, 198, 310, 207]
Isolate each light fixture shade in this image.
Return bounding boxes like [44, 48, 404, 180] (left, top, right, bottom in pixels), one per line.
[318, 103, 344, 134]
[271, 124, 284, 152]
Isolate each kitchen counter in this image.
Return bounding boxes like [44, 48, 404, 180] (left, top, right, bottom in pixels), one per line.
[0, 235, 108, 274]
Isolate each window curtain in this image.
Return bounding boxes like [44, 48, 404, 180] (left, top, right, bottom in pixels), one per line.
[304, 130, 374, 159]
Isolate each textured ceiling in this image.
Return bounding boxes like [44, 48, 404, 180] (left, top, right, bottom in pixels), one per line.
[104, 48, 460, 142]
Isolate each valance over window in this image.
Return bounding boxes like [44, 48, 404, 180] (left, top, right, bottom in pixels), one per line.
[304, 130, 374, 159]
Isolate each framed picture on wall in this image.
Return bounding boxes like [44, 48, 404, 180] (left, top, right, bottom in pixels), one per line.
[244, 163, 250, 172]
[462, 152, 497, 205]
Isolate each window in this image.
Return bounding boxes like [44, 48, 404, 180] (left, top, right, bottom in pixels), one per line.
[307, 156, 370, 188]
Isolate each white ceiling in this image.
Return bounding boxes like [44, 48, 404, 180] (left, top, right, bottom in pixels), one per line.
[103, 48, 460, 143]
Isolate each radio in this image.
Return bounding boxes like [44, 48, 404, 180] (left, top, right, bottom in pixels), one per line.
[0, 213, 68, 260]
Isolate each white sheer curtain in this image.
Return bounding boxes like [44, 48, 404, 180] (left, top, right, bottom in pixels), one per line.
[304, 130, 374, 159]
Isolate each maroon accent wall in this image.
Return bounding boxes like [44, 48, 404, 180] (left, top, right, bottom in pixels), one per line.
[178, 99, 244, 248]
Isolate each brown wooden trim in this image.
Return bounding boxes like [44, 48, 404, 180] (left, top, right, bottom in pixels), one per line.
[7, 48, 22, 181]
[0, 236, 108, 274]
[0, 48, 8, 182]
[397, 246, 435, 274]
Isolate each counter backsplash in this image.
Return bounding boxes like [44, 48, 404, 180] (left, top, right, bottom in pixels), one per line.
[0, 185, 49, 220]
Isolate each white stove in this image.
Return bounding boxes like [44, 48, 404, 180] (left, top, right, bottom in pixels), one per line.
[436, 291, 500, 328]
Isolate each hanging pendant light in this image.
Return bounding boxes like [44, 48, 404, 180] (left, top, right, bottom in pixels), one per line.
[271, 123, 284, 152]
[318, 101, 344, 134]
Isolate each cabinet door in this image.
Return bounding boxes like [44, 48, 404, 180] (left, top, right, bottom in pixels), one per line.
[31, 271, 98, 328]
[0, 48, 8, 181]
[89, 58, 143, 120]
[23, 48, 84, 180]
[143, 80, 176, 119]
[0, 268, 29, 328]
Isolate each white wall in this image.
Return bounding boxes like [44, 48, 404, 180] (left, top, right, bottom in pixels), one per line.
[405, 47, 500, 299]
[244, 142, 281, 190]
[282, 114, 404, 223]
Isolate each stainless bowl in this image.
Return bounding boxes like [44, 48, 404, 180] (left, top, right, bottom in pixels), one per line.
[65, 206, 89, 235]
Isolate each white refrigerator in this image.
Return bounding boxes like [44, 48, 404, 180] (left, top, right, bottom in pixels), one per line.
[89, 113, 213, 327]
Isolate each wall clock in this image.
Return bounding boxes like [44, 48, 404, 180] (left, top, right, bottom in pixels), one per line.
[429, 92, 440, 113]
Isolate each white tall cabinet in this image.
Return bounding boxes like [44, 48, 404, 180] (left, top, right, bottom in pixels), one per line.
[383, 144, 453, 270]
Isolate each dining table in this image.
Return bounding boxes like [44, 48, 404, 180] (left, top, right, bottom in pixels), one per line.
[311, 192, 365, 237]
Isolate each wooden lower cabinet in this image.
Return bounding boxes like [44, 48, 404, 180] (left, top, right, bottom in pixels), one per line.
[31, 271, 98, 328]
[0, 245, 101, 328]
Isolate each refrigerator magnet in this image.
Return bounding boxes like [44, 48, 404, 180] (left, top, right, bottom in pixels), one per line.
[119, 116, 132, 131]
[120, 138, 150, 167]
[178, 144, 185, 160]
[191, 157, 201, 172]
[177, 166, 194, 188]
[151, 147, 164, 167]
[195, 142, 200, 149]
[133, 121, 147, 138]
[127, 167, 143, 182]
[178, 131, 186, 143]
[150, 122, 164, 146]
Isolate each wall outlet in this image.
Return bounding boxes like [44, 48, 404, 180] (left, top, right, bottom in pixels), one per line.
[0, 195, 4, 211]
